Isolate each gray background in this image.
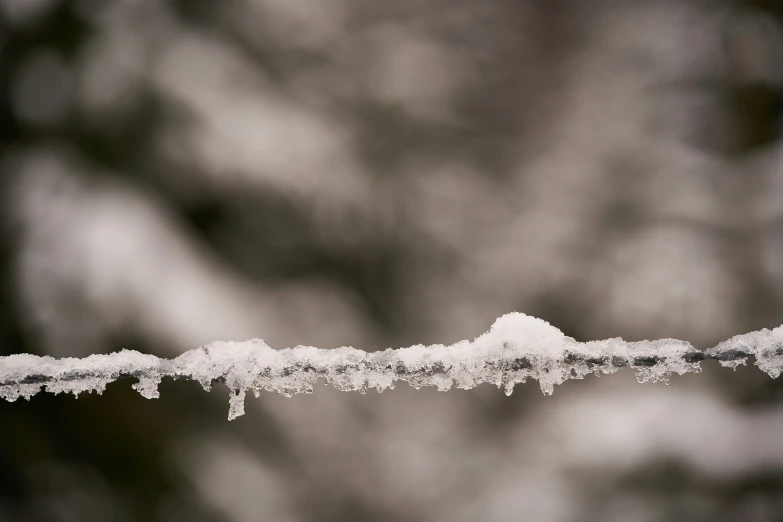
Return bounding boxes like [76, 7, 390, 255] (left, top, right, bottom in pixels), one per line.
[1, 0, 783, 520]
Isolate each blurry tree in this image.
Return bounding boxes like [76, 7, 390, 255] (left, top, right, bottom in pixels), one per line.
[2, 0, 783, 521]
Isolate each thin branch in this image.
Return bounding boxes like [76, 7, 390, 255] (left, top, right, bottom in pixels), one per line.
[1, 313, 781, 419]
[0, 348, 763, 387]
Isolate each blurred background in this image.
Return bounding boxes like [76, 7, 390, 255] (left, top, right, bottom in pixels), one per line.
[2, 0, 783, 520]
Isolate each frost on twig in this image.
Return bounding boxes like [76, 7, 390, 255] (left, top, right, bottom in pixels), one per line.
[1, 313, 782, 420]
[707, 327, 783, 377]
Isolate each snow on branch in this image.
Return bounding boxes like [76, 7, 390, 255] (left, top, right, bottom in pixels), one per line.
[1, 313, 782, 420]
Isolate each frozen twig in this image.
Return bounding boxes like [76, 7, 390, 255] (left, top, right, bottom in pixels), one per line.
[2, 313, 782, 420]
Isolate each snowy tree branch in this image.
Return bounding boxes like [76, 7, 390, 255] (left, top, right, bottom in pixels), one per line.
[2, 314, 782, 420]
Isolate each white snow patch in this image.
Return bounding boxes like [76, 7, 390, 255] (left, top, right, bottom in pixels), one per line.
[2, 313, 775, 420]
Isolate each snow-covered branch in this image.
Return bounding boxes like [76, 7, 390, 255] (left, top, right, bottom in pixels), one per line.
[1, 313, 782, 420]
